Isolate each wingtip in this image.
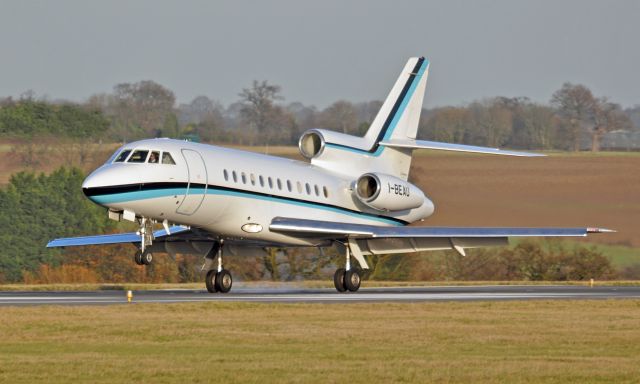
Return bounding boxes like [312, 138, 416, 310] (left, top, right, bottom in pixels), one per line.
[587, 228, 616, 233]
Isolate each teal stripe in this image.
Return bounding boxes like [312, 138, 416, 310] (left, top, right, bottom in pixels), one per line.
[88, 187, 403, 226]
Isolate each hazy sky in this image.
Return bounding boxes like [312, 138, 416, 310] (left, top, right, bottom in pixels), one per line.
[1, 0, 639, 108]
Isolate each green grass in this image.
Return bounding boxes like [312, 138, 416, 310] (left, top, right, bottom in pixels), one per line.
[511, 239, 640, 269]
[1, 300, 639, 383]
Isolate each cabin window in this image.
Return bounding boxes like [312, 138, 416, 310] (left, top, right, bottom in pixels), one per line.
[223, 169, 229, 181]
[268, 177, 273, 189]
[297, 181, 302, 193]
[250, 173, 256, 185]
[232, 171, 237, 183]
[148, 151, 160, 164]
[241, 172, 247, 184]
[114, 149, 131, 162]
[259, 175, 264, 187]
[162, 152, 176, 165]
[277, 179, 282, 190]
[323, 186, 329, 198]
[286, 180, 292, 192]
[305, 183, 311, 195]
[314, 185, 320, 196]
[127, 150, 149, 163]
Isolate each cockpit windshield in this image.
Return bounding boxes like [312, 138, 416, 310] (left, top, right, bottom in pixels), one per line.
[114, 149, 132, 162]
[127, 150, 149, 163]
[148, 151, 160, 164]
[162, 152, 176, 165]
[111, 148, 176, 165]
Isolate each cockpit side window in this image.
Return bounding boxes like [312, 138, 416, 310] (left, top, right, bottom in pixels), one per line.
[114, 149, 132, 162]
[127, 150, 149, 163]
[162, 152, 176, 165]
[148, 151, 160, 164]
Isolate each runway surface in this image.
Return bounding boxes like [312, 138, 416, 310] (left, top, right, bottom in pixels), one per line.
[1, 285, 640, 306]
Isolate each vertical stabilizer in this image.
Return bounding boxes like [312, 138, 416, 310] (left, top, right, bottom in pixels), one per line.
[306, 57, 430, 180]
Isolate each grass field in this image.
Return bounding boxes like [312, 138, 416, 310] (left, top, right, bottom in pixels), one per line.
[1, 300, 639, 383]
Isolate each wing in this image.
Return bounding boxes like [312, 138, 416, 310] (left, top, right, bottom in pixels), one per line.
[270, 217, 613, 257]
[46, 226, 192, 248]
[379, 139, 545, 157]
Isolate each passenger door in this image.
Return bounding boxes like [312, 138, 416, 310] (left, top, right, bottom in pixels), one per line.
[176, 149, 208, 215]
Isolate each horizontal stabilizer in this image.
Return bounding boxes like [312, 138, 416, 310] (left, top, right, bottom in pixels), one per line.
[379, 139, 545, 157]
[47, 226, 190, 248]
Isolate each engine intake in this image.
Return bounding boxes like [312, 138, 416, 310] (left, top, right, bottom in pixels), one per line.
[299, 130, 325, 159]
[355, 173, 425, 211]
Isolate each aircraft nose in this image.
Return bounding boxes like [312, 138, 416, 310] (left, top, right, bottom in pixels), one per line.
[81, 165, 139, 205]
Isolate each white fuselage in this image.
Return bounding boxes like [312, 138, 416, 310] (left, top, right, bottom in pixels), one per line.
[82, 138, 435, 246]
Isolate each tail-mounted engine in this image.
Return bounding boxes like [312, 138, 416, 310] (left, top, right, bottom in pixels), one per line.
[355, 173, 425, 211]
[299, 130, 325, 159]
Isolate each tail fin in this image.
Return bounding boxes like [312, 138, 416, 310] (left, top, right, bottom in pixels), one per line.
[308, 57, 429, 180]
[364, 57, 429, 146]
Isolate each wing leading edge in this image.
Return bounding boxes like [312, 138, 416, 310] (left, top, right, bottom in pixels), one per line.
[269, 217, 613, 238]
[46, 226, 191, 248]
[270, 217, 613, 257]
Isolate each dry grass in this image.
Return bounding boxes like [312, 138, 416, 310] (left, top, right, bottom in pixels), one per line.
[0, 300, 639, 383]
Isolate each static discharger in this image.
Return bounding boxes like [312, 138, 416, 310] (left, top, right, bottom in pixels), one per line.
[127, 290, 133, 303]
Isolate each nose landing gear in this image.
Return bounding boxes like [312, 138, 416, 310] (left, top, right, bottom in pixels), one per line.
[133, 217, 155, 266]
[134, 249, 154, 266]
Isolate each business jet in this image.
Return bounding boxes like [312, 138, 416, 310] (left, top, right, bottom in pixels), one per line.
[47, 57, 611, 293]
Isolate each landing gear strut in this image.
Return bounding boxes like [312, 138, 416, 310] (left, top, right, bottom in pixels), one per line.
[133, 217, 155, 266]
[205, 241, 233, 294]
[334, 246, 361, 292]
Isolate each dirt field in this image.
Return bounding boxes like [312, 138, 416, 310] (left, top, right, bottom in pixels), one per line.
[409, 152, 640, 247]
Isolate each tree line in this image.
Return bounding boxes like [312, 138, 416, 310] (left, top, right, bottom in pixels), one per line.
[1, 79, 639, 150]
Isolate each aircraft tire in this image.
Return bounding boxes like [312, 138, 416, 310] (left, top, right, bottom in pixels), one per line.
[333, 268, 346, 292]
[134, 250, 144, 265]
[205, 270, 218, 293]
[215, 269, 233, 293]
[344, 269, 361, 292]
[142, 251, 153, 265]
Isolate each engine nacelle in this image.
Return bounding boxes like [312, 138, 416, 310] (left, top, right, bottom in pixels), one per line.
[355, 173, 425, 211]
[298, 129, 325, 159]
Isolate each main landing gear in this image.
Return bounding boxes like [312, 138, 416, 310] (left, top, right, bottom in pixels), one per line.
[204, 241, 233, 294]
[333, 246, 361, 292]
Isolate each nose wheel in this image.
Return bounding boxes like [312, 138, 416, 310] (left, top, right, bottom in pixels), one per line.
[134, 250, 153, 266]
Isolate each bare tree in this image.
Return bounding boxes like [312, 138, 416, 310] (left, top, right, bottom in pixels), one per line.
[591, 98, 632, 151]
[319, 100, 358, 134]
[238, 80, 284, 133]
[469, 100, 512, 147]
[423, 106, 470, 143]
[551, 83, 596, 151]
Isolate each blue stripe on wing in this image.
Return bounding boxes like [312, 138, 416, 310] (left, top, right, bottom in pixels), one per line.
[46, 226, 190, 248]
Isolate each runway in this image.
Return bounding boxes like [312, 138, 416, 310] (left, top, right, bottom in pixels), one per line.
[1, 285, 640, 306]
